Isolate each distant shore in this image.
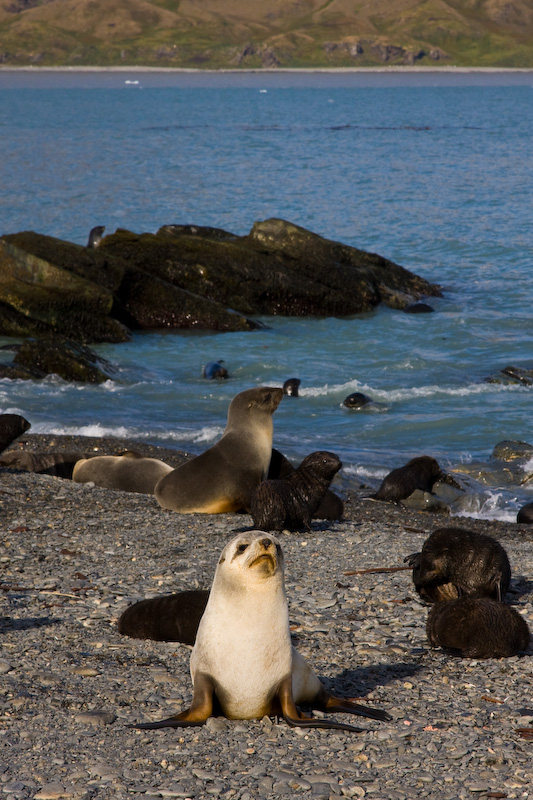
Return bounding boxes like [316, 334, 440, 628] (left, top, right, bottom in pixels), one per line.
[2, 65, 533, 73]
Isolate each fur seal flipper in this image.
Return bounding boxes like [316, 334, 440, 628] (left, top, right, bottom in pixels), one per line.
[155, 387, 283, 513]
[132, 532, 390, 731]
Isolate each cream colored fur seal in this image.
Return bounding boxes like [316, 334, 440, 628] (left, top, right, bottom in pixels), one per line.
[133, 532, 391, 731]
[155, 386, 283, 514]
[72, 451, 173, 494]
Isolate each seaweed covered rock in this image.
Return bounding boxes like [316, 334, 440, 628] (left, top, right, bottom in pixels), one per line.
[9, 337, 117, 383]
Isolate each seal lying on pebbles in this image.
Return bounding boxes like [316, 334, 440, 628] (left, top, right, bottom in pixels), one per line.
[268, 448, 344, 521]
[426, 597, 530, 658]
[72, 451, 173, 494]
[0, 450, 90, 479]
[405, 527, 511, 603]
[0, 414, 30, 454]
[132, 532, 391, 731]
[118, 590, 209, 645]
[155, 387, 283, 513]
[250, 451, 342, 531]
[372, 455, 457, 503]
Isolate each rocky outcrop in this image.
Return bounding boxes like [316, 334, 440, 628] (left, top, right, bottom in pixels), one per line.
[0, 337, 117, 383]
[0, 218, 441, 343]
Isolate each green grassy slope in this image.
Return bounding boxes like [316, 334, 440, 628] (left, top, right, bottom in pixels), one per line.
[1, 0, 532, 68]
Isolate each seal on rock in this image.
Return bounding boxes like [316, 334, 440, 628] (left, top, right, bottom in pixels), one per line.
[203, 360, 228, 379]
[118, 590, 209, 645]
[250, 451, 342, 531]
[0, 414, 30, 455]
[155, 387, 283, 513]
[517, 501, 533, 524]
[405, 527, 511, 603]
[268, 448, 344, 521]
[132, 532, 391, 731]
[372, 456, 447, 503]
[72, 451, 173, 494]
[283, 378, 301, 397]
[86, 225, 105, 249]
[426, 596, 530, 658]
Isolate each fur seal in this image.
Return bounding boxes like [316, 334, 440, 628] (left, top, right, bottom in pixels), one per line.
[0, 414, 30, 454]
[250, 451, 342, 531]
[118, 590, 209, 645]
[268, 448, 344, 521]
[155, 387, 283, 513]
[283, 378, 301, 397]
[86, 225, 105, 249]
[405, 527, 511, 603]
[517, 501, 533, 524]
[372, 456, 446, 503]
[203, 360, 228, 379]
[343, 392, 370, 409]
[0, 450, 88, 479]
[426, 597, 530, 658]
[132, 532, 391, 731]
[72, 451, 173, 494]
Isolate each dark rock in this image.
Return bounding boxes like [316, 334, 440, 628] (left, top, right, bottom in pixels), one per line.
[486, 365, 533, 385]
[12, 337, 117, 383]
[492, 440, 533, 461]
[404, 302, 435, 313]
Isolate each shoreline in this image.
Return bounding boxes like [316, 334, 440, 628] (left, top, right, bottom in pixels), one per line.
[1, 65, 533, 74]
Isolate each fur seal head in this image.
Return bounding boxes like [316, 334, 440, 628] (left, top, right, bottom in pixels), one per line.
[283, 378, 301, 397]
[132, 532, 391, 731]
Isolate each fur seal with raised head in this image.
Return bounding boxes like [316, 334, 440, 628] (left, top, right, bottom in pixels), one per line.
[426, 596, 530, 658]
[132, 532, 391, 731]
[283, 378, 300, 397]
[155, 387, 283, 513]
[203, 360, 228, 379]
[86, 225, 105, 249]
[72, 451, 173, 494]
[372, 456, 448, 503]
[268, 448, 344, 521]
[118, 590, 209, 645]
[343, 392, 371, 409]
[405, 527, 511, 603]
[0, 414, 30, 454]
[250, 450, 342, 531]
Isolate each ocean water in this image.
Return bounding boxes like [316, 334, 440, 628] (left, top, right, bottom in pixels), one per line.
[1, 69, 533, 521]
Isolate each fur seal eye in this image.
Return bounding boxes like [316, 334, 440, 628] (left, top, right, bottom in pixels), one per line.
[236, 543, 249, 554]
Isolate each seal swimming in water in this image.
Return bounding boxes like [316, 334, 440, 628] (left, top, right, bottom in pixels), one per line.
[118, 590, 209, 645]
[343, 392, 371, 409]
[155, 387, 283, 514]
[372, 456, 449, 503]
[426, 596, 530, 658]
[0, 414, 30, 454]
[203, 360, 228, 379]
[268, 448, 344, 521]
[283, 378, 301, 397]
[132, 532, 391, 731]
[72, 451, 173, 494]
[405, 527, 511, 603]
[86, 225, 105, 249]
[250, 451, 342, 531]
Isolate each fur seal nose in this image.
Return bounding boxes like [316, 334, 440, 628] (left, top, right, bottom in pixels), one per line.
[260, 538, 272, 550]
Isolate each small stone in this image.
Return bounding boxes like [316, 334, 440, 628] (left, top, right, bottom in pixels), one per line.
[74, 711, 116, 726]
[72, 667, 99, 677]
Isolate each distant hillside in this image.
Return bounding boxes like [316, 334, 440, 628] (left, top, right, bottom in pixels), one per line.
[1, 0, 533, 68]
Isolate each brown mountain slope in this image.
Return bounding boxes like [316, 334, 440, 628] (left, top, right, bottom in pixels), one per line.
[1, 0, 533, 68]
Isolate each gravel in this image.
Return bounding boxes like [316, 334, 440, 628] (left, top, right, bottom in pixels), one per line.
[1, 436, 533, 800]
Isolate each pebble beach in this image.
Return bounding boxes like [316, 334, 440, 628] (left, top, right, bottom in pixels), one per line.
[1, 435, 533, 800]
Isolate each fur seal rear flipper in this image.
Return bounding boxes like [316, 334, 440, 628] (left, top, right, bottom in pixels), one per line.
[131, 533, 391, 732]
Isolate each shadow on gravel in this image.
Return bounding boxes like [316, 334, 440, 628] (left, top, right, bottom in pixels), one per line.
[322, 661, 424, 696]
[0, 615, 61, 634]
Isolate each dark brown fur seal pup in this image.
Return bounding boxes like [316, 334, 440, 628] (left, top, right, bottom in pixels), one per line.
[0, 450, 88, 479]
[268, 448, 344, 521]
[250, 451, 342, 531]
[72, 451, 173, 494]
[343, 392, 370, 409]
[405, 527, 511, 603]
[373, 456, 446, 503]
[86, 225, 105, 248]
[203, 360, 228, 379]
[517, 501, 533, 524]
[155, 387, 283, 513]
[0, 414, 30, 454]
[426, 597, 530, 658]
[118, 590, 209, 645]
[132, 532, 391, 731]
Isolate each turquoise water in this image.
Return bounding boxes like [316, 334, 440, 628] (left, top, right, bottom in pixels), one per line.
[1, 70, 533, 519]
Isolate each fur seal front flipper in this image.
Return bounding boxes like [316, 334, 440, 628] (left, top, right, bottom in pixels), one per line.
[131, 532, 391, 731]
